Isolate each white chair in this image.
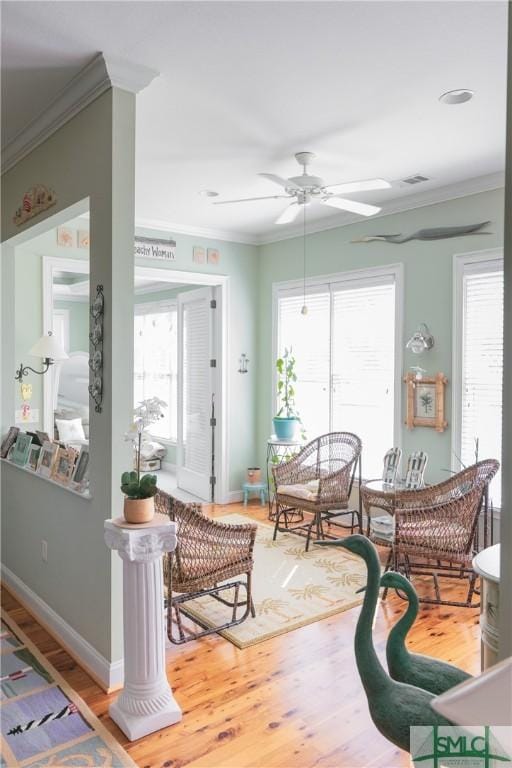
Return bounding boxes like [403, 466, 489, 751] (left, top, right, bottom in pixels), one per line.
[404, 450, 428, 489]
[382, 447, 402, 485]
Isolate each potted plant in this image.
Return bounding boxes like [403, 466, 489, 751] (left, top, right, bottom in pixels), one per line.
[273, 348, 301, 440]
[122, 397, 167, 523]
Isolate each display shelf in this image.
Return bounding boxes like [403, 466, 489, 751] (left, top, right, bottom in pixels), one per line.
[1, 458, 92, 500]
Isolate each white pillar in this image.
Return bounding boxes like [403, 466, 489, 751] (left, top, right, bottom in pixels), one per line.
[104, 513, 182, 740]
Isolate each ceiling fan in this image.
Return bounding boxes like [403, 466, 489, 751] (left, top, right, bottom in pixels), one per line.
[213, 152, 390, 224]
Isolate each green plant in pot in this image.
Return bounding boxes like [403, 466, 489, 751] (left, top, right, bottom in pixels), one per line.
[122, 397, 166, 523]
[273, 348, 303, 440]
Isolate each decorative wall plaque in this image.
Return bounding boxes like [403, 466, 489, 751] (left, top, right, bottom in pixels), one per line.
[404, 372, 448, 432]
[13, 185, 57, 226]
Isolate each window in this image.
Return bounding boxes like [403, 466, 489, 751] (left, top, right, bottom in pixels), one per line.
[134, 301, 177, 442]
[454, 253, 503, 506]
[275, 268, 400, 478]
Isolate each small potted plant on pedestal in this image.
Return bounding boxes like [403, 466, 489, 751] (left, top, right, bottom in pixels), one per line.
[122, 397, 167, 524]
[273, 348, 302, 440]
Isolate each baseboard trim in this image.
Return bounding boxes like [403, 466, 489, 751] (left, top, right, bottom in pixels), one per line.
[1, 564, 123, 693]
[226, 490, 244, 504]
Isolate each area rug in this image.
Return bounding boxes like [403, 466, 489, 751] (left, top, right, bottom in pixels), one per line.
[180, 514, 366, 648]
[0, 612, 136, 768]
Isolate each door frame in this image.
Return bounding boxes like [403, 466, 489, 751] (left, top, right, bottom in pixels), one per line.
[135, 267, 230, 504]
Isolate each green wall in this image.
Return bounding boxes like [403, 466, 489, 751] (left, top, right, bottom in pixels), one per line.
[257, 188, 504, 483]
[53, 301, 89, 352]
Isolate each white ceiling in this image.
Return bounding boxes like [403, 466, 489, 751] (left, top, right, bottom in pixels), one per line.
[2, 1, 508, 242]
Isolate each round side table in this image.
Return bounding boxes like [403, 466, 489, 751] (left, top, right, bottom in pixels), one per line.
[266, 436, 303, 520]
[473, 544, 500, 671]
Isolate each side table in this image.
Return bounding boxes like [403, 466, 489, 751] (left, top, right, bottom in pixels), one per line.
[242, 482, 268, 506]
[104, 513, 182, 740]
[266, 436, 303, 520]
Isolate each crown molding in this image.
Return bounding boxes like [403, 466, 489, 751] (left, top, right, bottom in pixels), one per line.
[1, 53, 159, 174]
[254, 172, 505, 245]
[135, 218, 259, 246]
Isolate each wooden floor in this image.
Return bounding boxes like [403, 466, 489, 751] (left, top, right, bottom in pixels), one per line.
[1, 502, 481, 768]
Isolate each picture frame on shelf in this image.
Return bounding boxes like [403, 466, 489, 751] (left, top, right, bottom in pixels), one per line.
[70, 445, 90, 492]
[404, 372, 448, 432]
[27, 445, 41, 471]
[9, 433, 33, 467]
[37, 441, 59, 478]
[1, 426, 19, 459]
[36, 430, 50, 446]
[51, 446, 78, 485]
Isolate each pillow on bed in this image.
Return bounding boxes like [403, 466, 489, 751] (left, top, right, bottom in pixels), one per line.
[55, 417, 85, 442]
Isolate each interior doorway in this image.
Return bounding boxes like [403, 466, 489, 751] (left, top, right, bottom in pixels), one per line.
[133, 267, 228, 504]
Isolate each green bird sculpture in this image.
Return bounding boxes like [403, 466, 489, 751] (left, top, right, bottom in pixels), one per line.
[316, 535, 451, 752]
[380, 571, 472, 695]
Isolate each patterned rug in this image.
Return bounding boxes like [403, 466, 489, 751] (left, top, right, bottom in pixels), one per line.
[181, 514, 366, 648]
[0, 612, 135, 768]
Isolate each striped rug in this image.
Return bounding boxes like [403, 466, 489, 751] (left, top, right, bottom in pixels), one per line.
[0, 612, 135, 768]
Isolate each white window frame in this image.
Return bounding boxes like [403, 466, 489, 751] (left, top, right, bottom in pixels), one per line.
[272, 264, 404, 458]
[134, 298, 178, 445]
[452, 247, 504, 487]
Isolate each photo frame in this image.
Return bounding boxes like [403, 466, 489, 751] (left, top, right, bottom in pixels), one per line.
[70, 445, 90, 492]
[404, 372, 448, 432]
[36, 430, 50, 446]
[1, 426, 19, 459]
[27, 445, 41, 471]
[9, 433, 33, 467]
[51, 446, 78, 485]
[193, 246, 205, 264]
[37, 441, 59, 478]
[207, 247, 220, 265]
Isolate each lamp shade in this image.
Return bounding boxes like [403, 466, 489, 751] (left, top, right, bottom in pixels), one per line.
[29, 332, 68, 361]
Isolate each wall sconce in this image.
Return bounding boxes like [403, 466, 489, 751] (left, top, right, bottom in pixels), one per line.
[406, 323, 434, 354]
[238, 354, 249, 374]
[15, 332, 68, 383]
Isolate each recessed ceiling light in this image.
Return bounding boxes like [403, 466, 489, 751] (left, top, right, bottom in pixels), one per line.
[198, 189, 219, 197]
[439, 89, 474, 105]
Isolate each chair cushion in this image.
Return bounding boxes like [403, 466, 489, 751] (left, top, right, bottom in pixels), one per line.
[370, 515, 395, 542]
[277, 479, 320, 501]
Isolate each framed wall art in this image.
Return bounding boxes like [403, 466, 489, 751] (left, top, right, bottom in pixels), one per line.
[404, 372, 448, 432]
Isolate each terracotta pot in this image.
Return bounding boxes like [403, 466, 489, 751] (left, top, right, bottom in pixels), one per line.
[247, 467, 261, 484]
[124, 496, 155, 524]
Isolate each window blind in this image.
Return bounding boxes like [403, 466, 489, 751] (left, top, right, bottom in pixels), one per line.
[461, 267, 503, 506]
[331, 280, 395, 479]
[276, 274, 397, 478]
[134, 303, 177, 442]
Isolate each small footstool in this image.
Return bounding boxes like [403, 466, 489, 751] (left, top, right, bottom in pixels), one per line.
[242, 482, 268, 506]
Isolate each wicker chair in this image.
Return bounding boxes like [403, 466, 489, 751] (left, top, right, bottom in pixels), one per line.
[383, 459, 499, 607]
[155, 491, 257, 643]
[272, 432, 362, 551]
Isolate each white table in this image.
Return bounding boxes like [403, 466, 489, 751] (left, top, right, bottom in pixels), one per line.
[473, 543, 500, 670]
[104, 513, 182, 740]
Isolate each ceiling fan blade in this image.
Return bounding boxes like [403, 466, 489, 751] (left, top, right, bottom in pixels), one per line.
[259, 173, 300, 190]
[213, 194, 291, 205]
[322, 197, 381, 217]
[323, 178, 391, 195]
[275, 203, 301, 224]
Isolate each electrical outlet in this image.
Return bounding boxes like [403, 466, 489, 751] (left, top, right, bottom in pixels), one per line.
[41, 540, 48, 563]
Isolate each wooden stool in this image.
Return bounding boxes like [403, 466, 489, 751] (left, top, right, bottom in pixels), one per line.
[242, 482, 268, 506]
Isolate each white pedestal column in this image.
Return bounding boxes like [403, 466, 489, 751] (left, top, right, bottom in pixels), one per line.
[104, 513, 182, 740]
